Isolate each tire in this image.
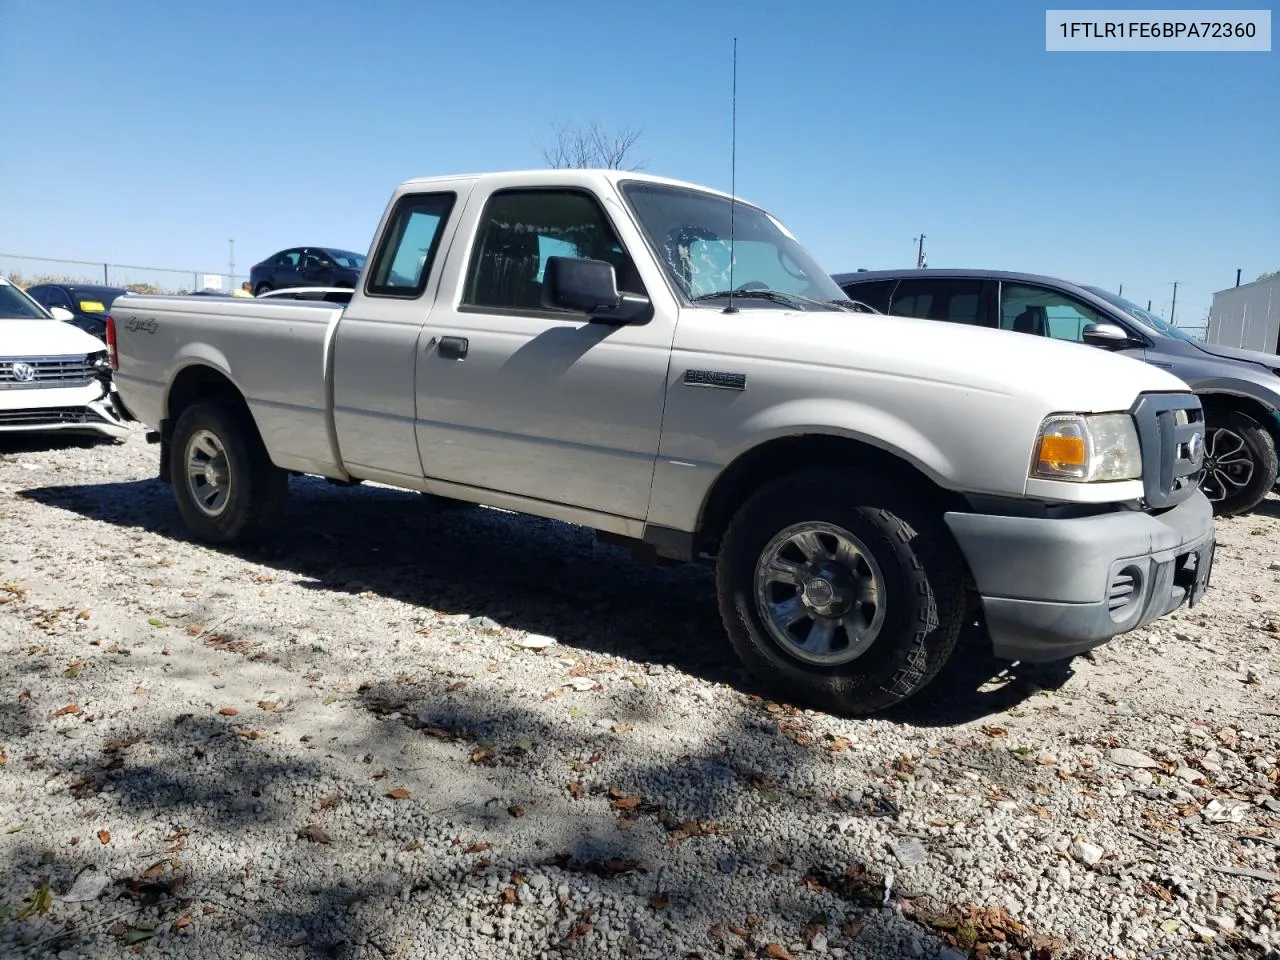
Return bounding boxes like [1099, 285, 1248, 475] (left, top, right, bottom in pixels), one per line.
[254, 283, 272, 297]
[169, 402, 288, 544]
[715, 468, 968, 715]
[1201, 409, 1278, 517]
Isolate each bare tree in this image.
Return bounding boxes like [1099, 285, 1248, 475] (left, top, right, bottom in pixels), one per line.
[539, 120, 645, 170]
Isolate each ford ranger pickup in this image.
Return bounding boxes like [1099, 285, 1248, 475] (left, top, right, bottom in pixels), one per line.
[106, 169, 1217, 714]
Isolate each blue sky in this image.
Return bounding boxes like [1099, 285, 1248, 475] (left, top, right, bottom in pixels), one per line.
[1, 0, 1276, 327]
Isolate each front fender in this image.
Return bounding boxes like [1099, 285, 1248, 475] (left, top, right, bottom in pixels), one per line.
[727, 398, 955, 488]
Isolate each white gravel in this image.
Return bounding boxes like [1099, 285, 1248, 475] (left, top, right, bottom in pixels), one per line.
[2, 423, 1279, 960]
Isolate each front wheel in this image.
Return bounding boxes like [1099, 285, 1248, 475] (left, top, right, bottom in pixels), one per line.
[715, 469, 968, 715]
[1200, 409, 1278, 517]
[169, 402, 288, 544]
[254, 283, 272, 297]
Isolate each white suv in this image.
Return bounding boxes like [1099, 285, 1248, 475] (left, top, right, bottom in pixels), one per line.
[0, 276, 130, 441]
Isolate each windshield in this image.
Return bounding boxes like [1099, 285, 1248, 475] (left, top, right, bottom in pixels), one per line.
[1083, 285, 1196, 342]
[619, 181, 852, 310]
[328, 250, 366, 270]
[0, 279, 52, 320]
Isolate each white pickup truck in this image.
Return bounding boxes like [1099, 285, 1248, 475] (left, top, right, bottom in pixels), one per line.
[107, 169, 1216, 714]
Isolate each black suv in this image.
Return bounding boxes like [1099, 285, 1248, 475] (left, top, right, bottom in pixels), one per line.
[833, 268, 1280, 517]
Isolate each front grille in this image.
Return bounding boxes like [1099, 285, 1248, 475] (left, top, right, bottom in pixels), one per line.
[0, 355, 96, 388]
[1131, 392, 1205, 509]
[0, 406, 89, 426]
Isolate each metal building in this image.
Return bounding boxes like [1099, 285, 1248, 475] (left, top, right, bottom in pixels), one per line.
[1205, 275, 1280, 354]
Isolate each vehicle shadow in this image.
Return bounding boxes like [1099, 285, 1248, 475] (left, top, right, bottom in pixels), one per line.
[0, 667, 1049, 959]
[1253, 495, 1280, 519]
[0, 434, 120, 455]
[18, 476, 1059, 727]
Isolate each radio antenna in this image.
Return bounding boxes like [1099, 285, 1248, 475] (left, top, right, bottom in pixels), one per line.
[725, 37, 739, 315]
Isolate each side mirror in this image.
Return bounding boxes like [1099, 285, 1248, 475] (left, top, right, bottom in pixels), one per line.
[1082, 322, 1132, 348]
[540, 256, 651, 324]
[49, 306, 75, 322]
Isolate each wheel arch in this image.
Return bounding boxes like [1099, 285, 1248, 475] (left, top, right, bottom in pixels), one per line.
[159, 363, 260, 484]
[691, 433, 973, 558]
[1198, 389, 1279, 429]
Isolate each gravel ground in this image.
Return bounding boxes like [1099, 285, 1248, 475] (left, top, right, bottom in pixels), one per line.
[2, 423, 1280, 960]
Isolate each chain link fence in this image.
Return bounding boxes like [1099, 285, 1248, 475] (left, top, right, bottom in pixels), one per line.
[0, 253, 248, 295]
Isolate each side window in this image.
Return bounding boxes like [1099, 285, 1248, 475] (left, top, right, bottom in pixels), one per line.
[888, 278, 982, 325]
[45, 288, 73, 310]
[365, 192, 456, 298]
[275, 250, 301, 268]
[839, 279, 895, 313]
[1000, 283, 1103, 341]
[462, 189, 644, 312]
[26, 286, 49, 306]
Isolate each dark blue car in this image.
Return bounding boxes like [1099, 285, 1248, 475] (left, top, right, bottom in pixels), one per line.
[248, 247, 366, 296]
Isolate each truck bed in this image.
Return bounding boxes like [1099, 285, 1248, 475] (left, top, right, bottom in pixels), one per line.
[110, 295, 346, 477]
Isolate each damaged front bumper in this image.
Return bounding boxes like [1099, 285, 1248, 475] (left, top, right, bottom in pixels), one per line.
[945, 492, 1216, 663]
[0, 378, 131, 440]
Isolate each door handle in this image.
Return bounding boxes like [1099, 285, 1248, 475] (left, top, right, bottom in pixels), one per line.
[437, 336, 468, 360]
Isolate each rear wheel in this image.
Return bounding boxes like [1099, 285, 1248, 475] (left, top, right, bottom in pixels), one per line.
[169, 402, 288, 544]
[253, 282, 272, 296]
[1201, 409, 1278, 517]
[715, 468, 968, 715]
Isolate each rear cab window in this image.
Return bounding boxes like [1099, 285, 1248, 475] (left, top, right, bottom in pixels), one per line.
[365, 193, 457, 298]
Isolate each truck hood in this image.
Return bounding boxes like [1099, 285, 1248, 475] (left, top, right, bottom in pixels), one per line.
[1191, 339, 1280, 371]
[680, 307, 1191, 412]
[0, 318, 107, 357]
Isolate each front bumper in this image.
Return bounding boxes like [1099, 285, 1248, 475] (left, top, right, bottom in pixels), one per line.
[0, 382, 130, 440]
[945, 492, 1216, 663]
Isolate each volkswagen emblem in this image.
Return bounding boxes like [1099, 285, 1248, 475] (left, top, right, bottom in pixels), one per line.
[11, 362, 35, 383]
[1187, 431, 1204, 461]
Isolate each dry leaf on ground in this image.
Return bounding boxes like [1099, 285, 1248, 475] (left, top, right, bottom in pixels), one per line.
[297, 825, 332, 844]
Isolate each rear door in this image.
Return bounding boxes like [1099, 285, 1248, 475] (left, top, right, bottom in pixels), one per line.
[885, 277, 991, 327]
[330, 190, 466, 479]
[299, 248, 339, 287]
[271, 249, 305, 288]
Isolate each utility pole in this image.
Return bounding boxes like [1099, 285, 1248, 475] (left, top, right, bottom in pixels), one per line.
[913, 234, 926, 269]
[1170, 281, 1178, 324]
[1118, 284, 1124, 296]
[229, 239, 235, 289]
[1147, 300, 1152, 311]
[1236, 268, 1242, 287]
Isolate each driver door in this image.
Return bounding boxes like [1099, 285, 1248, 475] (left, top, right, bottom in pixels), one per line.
[414, 184, 677, 520]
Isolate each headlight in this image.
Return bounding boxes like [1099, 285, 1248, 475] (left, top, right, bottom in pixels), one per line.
[1031, 413, 1142, 482]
